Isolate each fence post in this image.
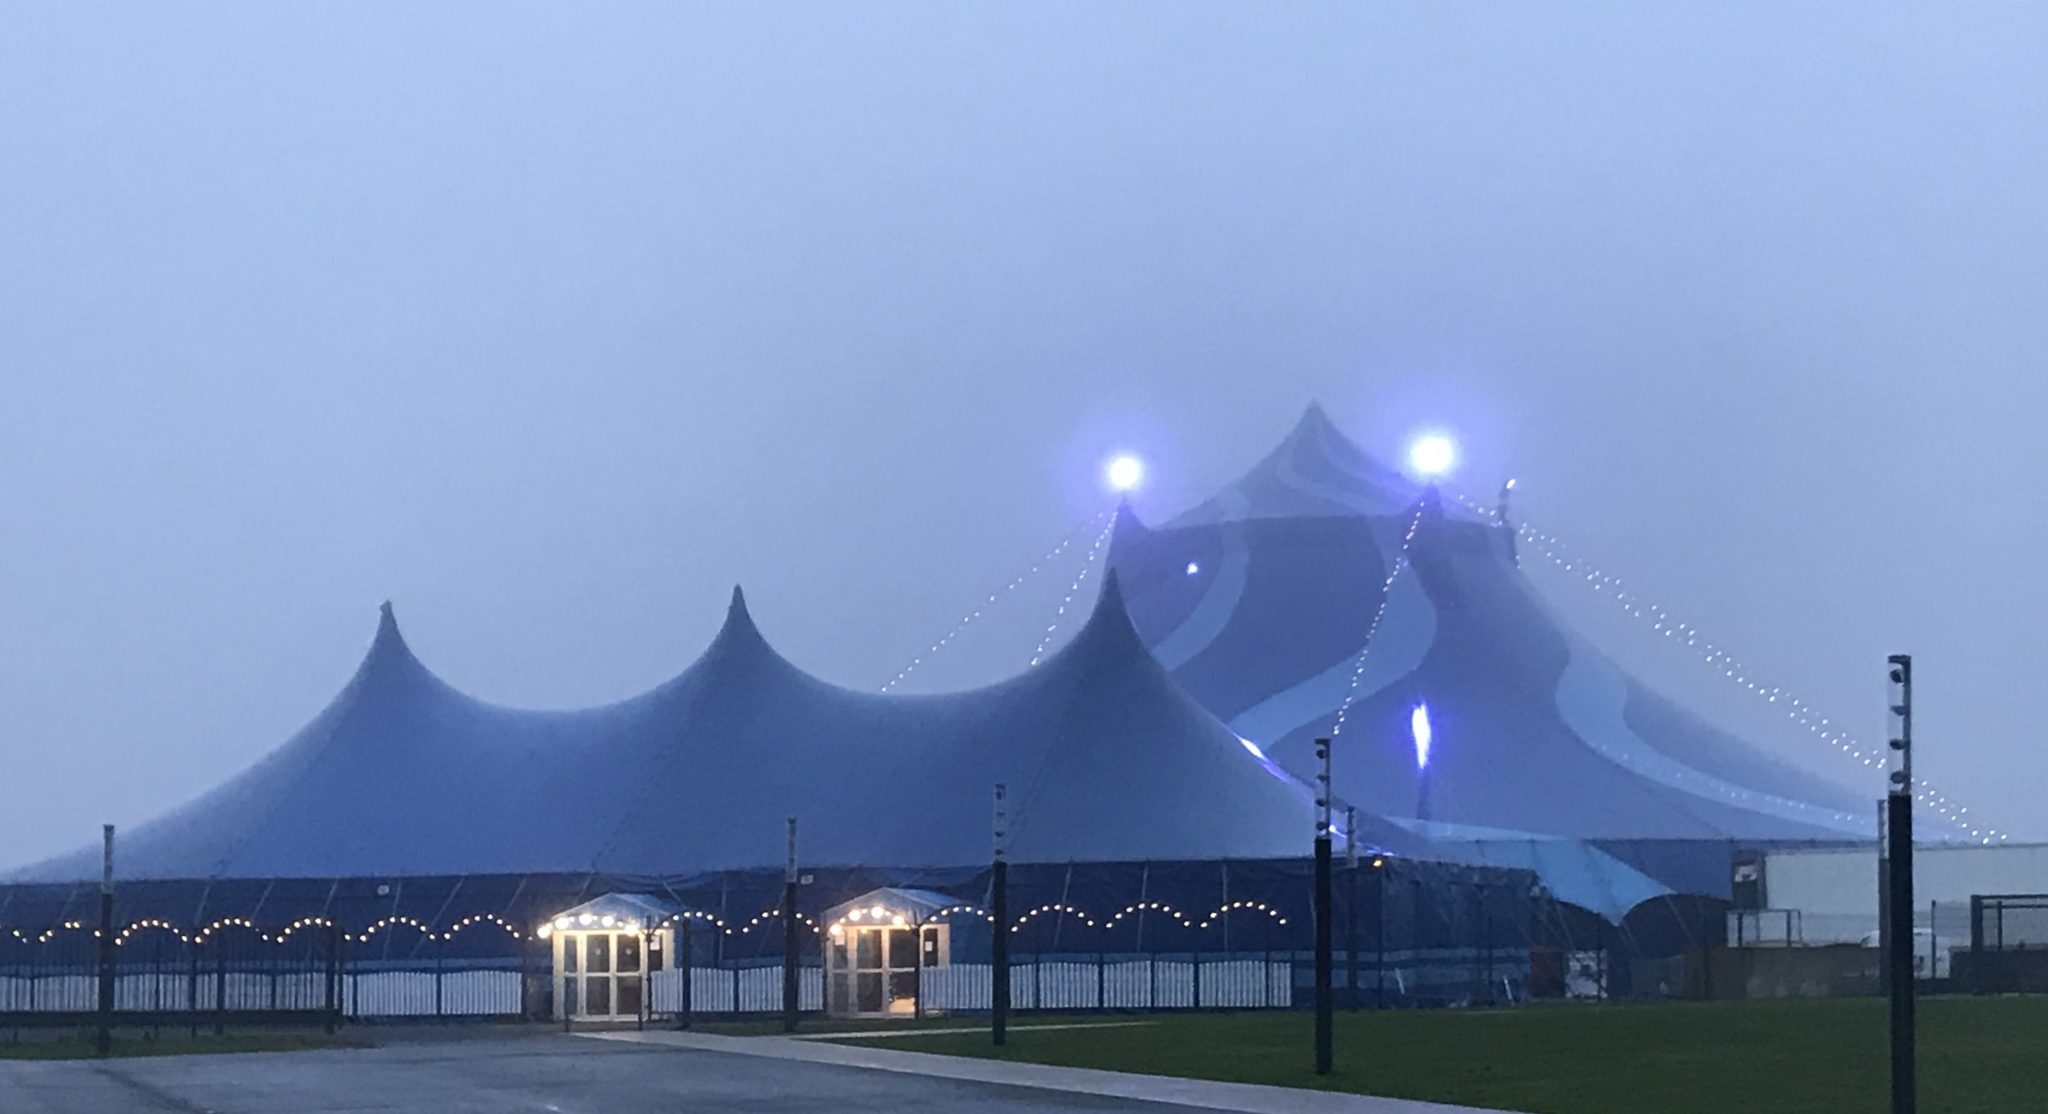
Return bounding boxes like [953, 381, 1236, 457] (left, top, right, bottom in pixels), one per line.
[677, 921, 693, 1030]
[1376, 865, 1387, 1009]
[518, 932, 532, 1021]
[1596, 919, 1607, 1002]
[1097, 948, 1106, 1011]
[324, 923, 340, 1035]
[1926, 900, 1935, 982]
[1482, 887, 1495, 1007]
[1347, 850, 1360, 1010]
[435, 950, 444, 1018]
[213, 938, 227, 1035]
[1192, 951, 1201, 1010]
[186, 944, 200, 1040]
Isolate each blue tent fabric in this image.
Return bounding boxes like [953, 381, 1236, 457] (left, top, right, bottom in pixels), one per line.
[1111, 405, 1876, 902]
[10, 579, 1331, 883]
[5, 402, 1872, 927]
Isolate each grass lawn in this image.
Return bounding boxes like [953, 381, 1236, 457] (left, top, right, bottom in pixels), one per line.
[852, 997, 2046, 1114]
[0, 1032, 361, 1061]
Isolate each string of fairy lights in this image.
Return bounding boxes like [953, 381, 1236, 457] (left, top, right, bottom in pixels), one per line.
[1028, 510, 1118, 667]
[1452, 490, 2006, 844]
[4, 913, 530, 947]
[1327, 502, 1429, 742]
[881, 508, 1113, 692]
[0, 900, 1301, 945]
[832, 899, 1291, 934]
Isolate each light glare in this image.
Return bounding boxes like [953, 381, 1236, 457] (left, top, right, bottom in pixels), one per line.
[1411, 702, 1433, 770]
[1407, 434, 1456, 477]
[1105, 454, 1145, 492]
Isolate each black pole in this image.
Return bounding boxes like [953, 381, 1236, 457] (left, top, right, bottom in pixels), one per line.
[992, 784, 1010, 1046]
[95, 824, 115, 1057]
[324, 922, 341, 1034]
[1313, 737, 1333, 1075]
[782, 818, 800, 1033]
[1886, 655, 1916, 1114]
[213, 936, 226, 1036]
[677, 920, 693, 1030]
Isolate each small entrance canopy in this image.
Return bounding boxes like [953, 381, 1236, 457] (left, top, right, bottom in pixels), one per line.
[821, 887, 974, 931]
[538, 892, 679, 937]
[539, 893, 682, 1024]
[822, 888, 976, 1018]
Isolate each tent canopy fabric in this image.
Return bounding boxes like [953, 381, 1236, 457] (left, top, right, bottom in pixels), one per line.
[11, 577, 1325, 884]
[7, 402, 1869, 924]
[821, 887, 969, 927]
[1110, 405, 1874, 899]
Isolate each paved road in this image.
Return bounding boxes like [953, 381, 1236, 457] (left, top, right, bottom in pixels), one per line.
[0, 1035, 1195, 1113]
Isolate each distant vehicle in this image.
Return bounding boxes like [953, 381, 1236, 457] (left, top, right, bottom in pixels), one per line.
[1859, 928, 1950, 979]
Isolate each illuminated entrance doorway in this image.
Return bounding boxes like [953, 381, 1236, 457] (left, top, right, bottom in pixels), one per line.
[538, 894, 676, 1023]
[823, 889, 958, 1018]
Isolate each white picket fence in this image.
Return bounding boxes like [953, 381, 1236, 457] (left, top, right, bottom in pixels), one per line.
[649, 966, 823, 1012]
[0, 970, 520, 1017]
[921, 959, 1291, 1011]
[345, 969, 520, 1016]
[640, 960, 1290, 1015]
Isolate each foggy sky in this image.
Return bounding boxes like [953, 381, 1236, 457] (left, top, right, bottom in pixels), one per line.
[4, 3, 2044, 867]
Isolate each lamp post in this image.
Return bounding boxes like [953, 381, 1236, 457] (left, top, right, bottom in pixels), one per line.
[96, 825, 115, 1057]
[782, 818, 800, 1034]
[992, 783, 1010, 1046]
[1885, 656, 1915, 1114]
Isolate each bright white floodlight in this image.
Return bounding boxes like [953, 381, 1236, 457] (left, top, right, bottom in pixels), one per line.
[1105, 454, 1145, 492]
[1407, 434, 1456, 478]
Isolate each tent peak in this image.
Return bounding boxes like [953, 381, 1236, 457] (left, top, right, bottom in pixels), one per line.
[370, 600, 408, 656]
[1072, 568, 1146, 656]
[699, 582, 789, 674]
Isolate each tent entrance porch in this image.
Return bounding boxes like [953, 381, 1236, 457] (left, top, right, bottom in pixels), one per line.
[825, 918, 947, 1018]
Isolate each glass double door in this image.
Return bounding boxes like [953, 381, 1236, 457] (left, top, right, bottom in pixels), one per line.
[560, 930, 645, 1020]
[833, 926, 924, 1016]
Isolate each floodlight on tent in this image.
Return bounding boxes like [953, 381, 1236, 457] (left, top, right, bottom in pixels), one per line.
[1407, 434, 1455, 478]
[1411, 702, 1433, 770]
[1186, 561, 1201, 575]
[1238, 736, 1267, 761]
[1105, 453, 1145, 492]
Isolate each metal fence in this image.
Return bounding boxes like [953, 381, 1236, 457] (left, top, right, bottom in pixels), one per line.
[1, 920, 345, 1027]
[1724, 902, 1975, 982]
[1957, 894, 2048, 994]
[2, 940, 1535, 1027]
[1971, 894, 2048, 952]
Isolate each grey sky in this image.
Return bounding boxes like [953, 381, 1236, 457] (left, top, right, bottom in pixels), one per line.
[3, 3, 2044, 865]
